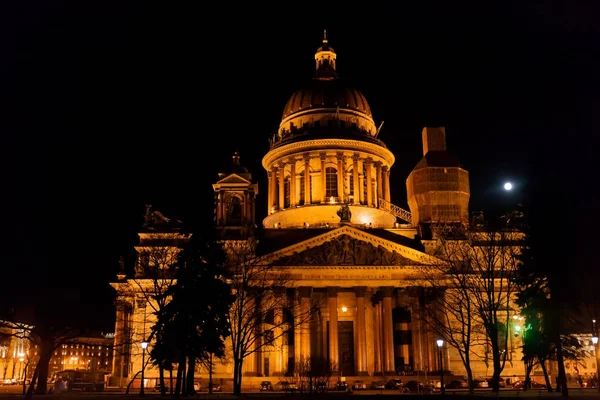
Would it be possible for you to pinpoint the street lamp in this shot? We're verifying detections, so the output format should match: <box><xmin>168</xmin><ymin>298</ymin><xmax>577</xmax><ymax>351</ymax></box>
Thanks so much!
<box><xmin>140</xmin><ymin>341</ymin><xmax>148</xmax><ymax>396</ymax></box>
<box><xmin>18</xmin><ymin>353</ymin><xmax>25</xmax><ymax>395</ymax></box>
<box><xmin>436</xmin><ymin>339</ymin><xmax>445</xmax><ymax>394</ymax></box>
<box><xmin>592</xmin><ymin>319</ymin><xmax>599</xmax><ymax>392</ymax></box>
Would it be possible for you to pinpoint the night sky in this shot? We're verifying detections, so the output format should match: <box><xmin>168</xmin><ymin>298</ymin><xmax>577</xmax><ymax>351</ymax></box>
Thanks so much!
<box><xmin>2</xmin><ymin>2</ymin><xmax>599</xmax><ymax>330</ymax></box>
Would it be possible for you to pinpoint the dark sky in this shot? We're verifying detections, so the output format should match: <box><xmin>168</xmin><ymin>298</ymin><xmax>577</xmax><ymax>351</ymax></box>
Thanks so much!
<box><xmin>2</xmin><ymin>2</ymin><xmax>599</xmax><ymax>329</ymax></box>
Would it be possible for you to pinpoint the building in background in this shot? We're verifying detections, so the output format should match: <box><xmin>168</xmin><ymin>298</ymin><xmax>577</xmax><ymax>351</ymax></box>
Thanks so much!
<box><xmin>109</xmin><ymin>34</ymin><xmax>590</xmax><ymax>389</ymax></box>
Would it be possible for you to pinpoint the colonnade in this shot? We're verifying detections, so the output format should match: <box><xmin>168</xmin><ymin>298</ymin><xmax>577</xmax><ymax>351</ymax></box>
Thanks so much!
<box><xmin>267</xmin><ymin>152</ymin><xmax>392</xmax><ymax>212</ymax></box>
<box><xmin>242</xmin><ymin>285</ymin><xmax>439</xmax><ymax>378</ymax></box>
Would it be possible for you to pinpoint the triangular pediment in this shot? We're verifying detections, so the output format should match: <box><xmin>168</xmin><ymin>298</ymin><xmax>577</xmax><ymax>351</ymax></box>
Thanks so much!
<box><xmin>268</xmin><ymin>225</ymin><xmax>438</xmax><ymax>266</ymax></box>
<box><xmin>215</xmin><ymin>173</ymin><xmax>251</xmax><ymax>185</ymax></box>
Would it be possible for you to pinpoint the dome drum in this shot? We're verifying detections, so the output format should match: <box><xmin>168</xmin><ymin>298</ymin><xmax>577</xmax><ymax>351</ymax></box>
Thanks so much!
<box><xmin>263</xmin><ymin>204</ymin><xmax>396</xmax><ymax>230</ymax></box>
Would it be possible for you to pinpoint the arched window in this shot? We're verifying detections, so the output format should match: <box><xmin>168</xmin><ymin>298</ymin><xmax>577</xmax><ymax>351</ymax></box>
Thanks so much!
<box><xmin>299</xmin><ymin>171</ymin><xmax>312</xmax><ymax>205</ymax></box>
<box><xmin>325</xmin><ymin>167</ymin><xmax>338</xmax><ymax>199</ymax></box>
<box><xmin>349</xmin><ymin>170</ymin><xmax>354</xmax><ymax>197</ymax></box>
<box><xmin>227</xmin><ymin>196</ymin><xmax>242</xmax><ymax>225</ymax></box>
<box><xmin>284</xmin><ymin>177</ymin><xmax>291</xmax><ymax>208</ymax></box>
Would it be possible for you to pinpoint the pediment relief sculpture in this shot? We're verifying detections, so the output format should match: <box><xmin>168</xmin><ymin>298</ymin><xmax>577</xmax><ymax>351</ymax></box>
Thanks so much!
<box><xmin>273</xmin><ymin>234</ymin><xmax>415</xmax><ymax>266</ymax></box>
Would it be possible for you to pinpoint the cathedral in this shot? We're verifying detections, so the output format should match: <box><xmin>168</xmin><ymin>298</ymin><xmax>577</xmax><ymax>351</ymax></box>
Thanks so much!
<box><xmin>110</xmin><ymin>35</ymin><xmax>533</xmax><ymax>389</ymax></box>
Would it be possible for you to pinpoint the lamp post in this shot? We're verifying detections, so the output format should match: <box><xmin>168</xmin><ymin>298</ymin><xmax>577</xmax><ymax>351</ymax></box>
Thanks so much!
<box><xmin>18</xmin><ymin>353</ymin><xmax>25</xmax><ymax>395</ymax></box>
<box><xmin>436</xmin><ymin>339</ymin><xmax>445</xmax><ymax>394</ymax></box>
<box><xmin>592</xmin><ymin>319</ymin><xmax>599</xmax><ymax>392</ymax></box>
<box><xmin>140</xmin><ymin>341</ymin><xmax>148</xmax><ymax>396</ymax></box>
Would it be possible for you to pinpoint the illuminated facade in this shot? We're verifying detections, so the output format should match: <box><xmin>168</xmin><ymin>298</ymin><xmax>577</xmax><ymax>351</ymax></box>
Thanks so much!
<box><xmin>0</xmin><ymin>325</ymin><xmax>112</xmax><ymax>383</ymax></box>
<box><xmin>110</xmin><ymin>35</ymin><xmax>567</xmax><ymax>388</ymax></box>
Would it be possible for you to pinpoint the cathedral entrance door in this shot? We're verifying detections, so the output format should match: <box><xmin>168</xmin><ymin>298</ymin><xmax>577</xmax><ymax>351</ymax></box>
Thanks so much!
<box><xmin>338</xmin><ymin>321</ymin><xmax>355</xmax><ymax>376</ymax></box>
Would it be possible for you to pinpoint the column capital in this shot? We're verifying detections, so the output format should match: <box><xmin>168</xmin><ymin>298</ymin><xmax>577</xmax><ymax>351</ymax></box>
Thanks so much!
<box><xmin>352</xmin><ymin>153</ymin><xmax>361</xmax><ymax>162</ymax></box>
<box><xmin>288</xmin><ymin>156</ymin><xmax>297</xmax><ymax>164</ymax></box>
<box><xmin>298</xmin><ymin>286</ymin><xmax>313</xmax><ymax>298</ymax></box>
<box><xmin>364</xmin><ymin>157</ymin><xmax>373</xmax><ymax>165</ymax></box>
<box><xmin>303</xmin><ymin>153</ymin><xmax>311</xmax><ymax>162</ymax></box>
<box><xmin>271</xmin><ymin>166</ymin><xmax>279</xmax><ymax>173</ymax></box>
<box><xmin>278</xmin><ymin>163</ymin><xmax>286</xmax><ymax>170</ymax></box>
<box><xmin>319</xmin><ymin>152</ymin><xmax>327</xmax><ymax>162</ymax></box>
<box><xmin>115</xmin><ymin>298</ymin><xmax>132</xmax><ymax>312</ymax></box>
<box><xmin>354</xmin><ymin>286</ymin><xmax>368</xmax><ymax>297</ymax></box>
<box><xmin>273</xmin><ymin>286</ymin><xmax>286</xmax><ymax>296</ymax></box>
<box><xmin>336</xmin><ymin>151</ymin><xmax>344</xmax><ymax>161</ymax></box>
<box><xmin>380</xmin><ymin>286</ymin><xmax>395</xmax><ymax>297</ymax></box>
<box><xmin>327</xmin><ymin>286</ymin><xmax>340</xmax><ymax>297</ymax></box>
<box><xmin>382</xmin><ymin>165</ymin><xmax>389</xmax><ymax>172</ymax></box>
<box><xmin>374</xmin><ymin>160</ymin><xmax>383</xmax><ymax>167</ymax></box>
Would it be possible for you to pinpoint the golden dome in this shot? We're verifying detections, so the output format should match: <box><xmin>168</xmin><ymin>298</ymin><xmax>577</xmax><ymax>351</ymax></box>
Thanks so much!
<box><xmin>281</xmin><ymin>80</ymin><xmax>372</xmax><ymax>119</ymax></box>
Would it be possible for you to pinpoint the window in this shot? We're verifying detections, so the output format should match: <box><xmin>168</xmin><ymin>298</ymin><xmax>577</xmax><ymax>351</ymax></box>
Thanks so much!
<box><xmin>284</xmin><ymin>177</ymin><xmax>290</xmax><ymax>208</ymax></box>
<box><xmin>325</xmin><ymin>167</ymin><xmax>338</xmax><ymax>198</ymax></box>
<box><xmin>349</xmin><ymin>170</ymin><xmax>354</xmax><ymax>197</ymax></box>
<box><xmin>227</xmin><ymin>196</ymin><xmax>242</xmax><ymax>225</ymax></box>
<box><xmin>299</xmin><ymin>171</ymin><xmax>312</xmax><ymax>205</ymax></box>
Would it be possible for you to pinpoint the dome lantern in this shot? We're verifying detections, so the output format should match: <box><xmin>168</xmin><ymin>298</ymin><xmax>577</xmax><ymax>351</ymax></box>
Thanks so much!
<box><xmin>314</xmin><ymin>29</ymin><xmax>337</xmax><ymax>80</ymax></box>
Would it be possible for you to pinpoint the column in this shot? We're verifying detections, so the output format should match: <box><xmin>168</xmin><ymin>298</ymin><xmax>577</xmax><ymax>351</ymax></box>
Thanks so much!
<box><xmin>273</xmin><ymin>288</ymin><xmax>285</xmax><ymax>375</ymax></box>
<box><xmin>381</xmin><ymin>286</ymin><xmax>396</xmax><ymax>375</ymax></box>
<box><xmin>289</xmin><ymin>157</ymin><xmax>297</xmax><ymax>207</ymax></box>
<box><xmin>298</xmin><ymin>287</ymin><xmax>312</xmax><ymax>362</ymax></box>
<box><xmin>354</xmin><ymin>286</ymin><xmax>368</xmax><ymax>375</ymax></box>
<box><xmin>336</xmin><ymin>152</ymin><xmax>344</xmax><ymax>201</ymax></box>
<box><xmin>303</xmin><ymin>154</ymin><xmax>311</xmax><ymax>205</ymax></box>
<box><xmin>373</xmin><ymin>292</ymin><xmax>382</xmax><ymax>375</ymax></box>
<box><xmin>352</xmin><ymin>154</ymin><xmax>360</xmax><ymax>205</ymax></box>
<box><xmin>383</xmin><ymin>166</ymin><xmax>391</xmax><ymax>202</ymax></box>
<box><xmin>327</xmin><ymin>287</ymin><xmax>339</xmax><ymax>369</ymax></box>
<box><xmin>375</xmin><ymin>161</ymin><xmax>383</xmax><ymax>207</ymax></box>
<box><xmin>399</xmin><ymin>319</ymin><xmax>411</xmax><ymax>369</ymax></box>
<box><xmin>320</xmin><ymin>153</ymin><xmax>327</xmax><ymax>203</ymax></box>
<box><xmin>294</xmin><ymin>290</ymin><xmax>302</xmax><ymax>365</ymax></box>
<box><xmin>255</xmin><ymin>297</ymin><xmax>264</xmax><ymax>376</ymax></box>
<box><xmin>270</xmin><ymin>167</ymin><xmax>278</xmax><ymax>211</ymax></box>
<box><xmin>244</xmin><ymin>298</ymin><xmax>258</xmax><ymax>376</ymax></box>
<box><xmin>242</xmin><ymin>190</ymin><xmax>248</xmax><ymax>225</ymax></box>
<box><xmin>112</xmin><ymin>301</ymin><xmax>128</xmax><ymax>384</ymax></box>
<box><xmin>278</xmin><ymin>164</ymin><xmax>285</xmax><ymax>210</ymax></box>
<box><xmin>364</xmin><ymin>158</ymin><xmax>373</xmax><ymax>207</ymax></box>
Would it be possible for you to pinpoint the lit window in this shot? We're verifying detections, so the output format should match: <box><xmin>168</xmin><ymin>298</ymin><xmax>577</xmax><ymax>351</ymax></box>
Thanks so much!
<box><xmin>325</xmin><ymin>167</ymin><xmax>338</xmax><ymax>198</ymax></box>
<box><xmin>284</xmin><ymin>176</ymin><xmax>290</xmax><ymax>208</ymax></box>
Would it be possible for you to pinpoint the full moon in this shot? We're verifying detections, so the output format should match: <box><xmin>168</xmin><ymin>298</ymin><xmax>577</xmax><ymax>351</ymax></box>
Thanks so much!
<box><xmin>504</xmin><ymin>182</ymin><xmax>513</xmax><ymax>191</ymax></box>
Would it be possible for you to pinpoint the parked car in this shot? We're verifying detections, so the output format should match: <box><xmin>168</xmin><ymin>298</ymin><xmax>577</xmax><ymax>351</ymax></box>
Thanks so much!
<box><xmin>445</xmin><ymin>379</ymin><xmax>468</xmax><ymax>389</ymax></box>
<box><xmin>314</xmin><ymin>381</ymin><xmax>328</xmax><ymax>392</ymax></box>
<box><xmin>472</xmin><ymin>379</ymin><xmax>489</xmax><ymax>388</ymax></box>
<box><xmin>207</xmin><ymin>382</ymin><xmax>221</xmax><ymax>392</ymax></box>
<box><xmin>404</xmin><ymin>380</ymin><xmax>432</xmax><ymax>394</ymax></box>
<box><xmin>513</xmin><ymin>379</ymin><xmax>547</xmax><ymax>389</ymax></box>
<box><xmin>352</xmin><ymin>380</ymin><xmax>368</xmax><ymax>390</ymax></box>
<box><xmin>370</xmin><ymin>380</ymin><xmax>386</xmax><ymax>390</ymax></box>
<box><xmin>485</xmin><ymin>377</ymin><xmax>506</xmax><ymax>388</ymax></box>
<box><xmin>278</xmin><ymin>381</ymin><xmax>298</xmax><ymax>392</ymax></box>
<box><xmin>259</xmin><ymin>381</ymin><xmax>273</xmax><ymax>391</ymax></box>
<box><xmin>385</xmin><ymin>378</ymin><xmax>404</xmax><ymax>390</ymax></box>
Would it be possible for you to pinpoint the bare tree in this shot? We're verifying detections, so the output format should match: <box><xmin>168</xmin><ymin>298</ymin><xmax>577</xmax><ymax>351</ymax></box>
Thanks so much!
<box><xmin>130</xmin><ymin>232</ymin><xmax>188</xmax><ymax>394</ymax></box>
<box><xmin>0</xmin><ymin>318</ymin><xmax>84</xmax><ymax>399</ymax></box>
<box><xmin>292</xmin><ymin>356</ymin><xmax>337</xmax><ymax>394</ymax></box>
<box><xmin>223</xmin><ymin>237</ymin><xmax>318</xmax><ymax>395</ymax></box>
<box><xmin>414</xmin><ymin>271</ymin><xmax>486</xmax><ymax>392</ymax></box>
<box><xmin>428</xmin><ymin>220</ymin><xmax>522</xmax><ymax>392</ymax></box>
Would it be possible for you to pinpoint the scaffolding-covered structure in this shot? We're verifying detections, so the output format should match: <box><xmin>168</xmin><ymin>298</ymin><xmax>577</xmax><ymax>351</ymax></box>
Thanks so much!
<box><xmin>406</xmin><ymin>127</ymin><xmax>470</xmax><ymax>226</ymax></box>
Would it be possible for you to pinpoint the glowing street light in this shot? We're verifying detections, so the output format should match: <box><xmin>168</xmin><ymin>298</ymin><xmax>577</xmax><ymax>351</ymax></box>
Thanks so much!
<box><xmin>140</xmin><ymin>341</ymin><xmax>148</xmax><ymax>396</ymax></box>
<box><xmin>504</xmin><ymin>182</ymin><xmax>513</xmax><ymax>191</ymax></box>
<box><xmin>592</xmin><ymin>319</ymin><xmax>599</xmax><ymax>392</ymax></box>
<box><xmin>436</xmin><ymin>339</ymin><xmax>445</xmax><ymax>394</ymax></box>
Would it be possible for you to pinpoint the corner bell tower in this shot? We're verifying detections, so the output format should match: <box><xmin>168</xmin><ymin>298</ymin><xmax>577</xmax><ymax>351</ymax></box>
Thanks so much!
<box><xmin>406</xmin><ymin>127</ymin><xmax>470</xmax><ymax>227</ymax></box>
<box><xmin>213</xmin><ymin>152</ymin><xmax>258</xmax><ymax>234</ymax></box>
